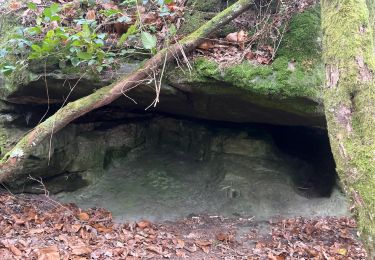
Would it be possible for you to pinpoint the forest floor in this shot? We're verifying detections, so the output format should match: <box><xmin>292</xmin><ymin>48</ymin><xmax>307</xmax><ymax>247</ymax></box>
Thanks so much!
<box><xmin>0</xmin><ymin>190</ymin><xmax>368</xmax><ymax>259</ymax></box>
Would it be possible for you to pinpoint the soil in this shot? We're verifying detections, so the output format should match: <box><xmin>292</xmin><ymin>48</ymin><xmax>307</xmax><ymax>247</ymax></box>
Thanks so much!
<box><xmin>0</xmin><ymin>190</ymin><xmax>367</xmax><ymax>259</ymax></box>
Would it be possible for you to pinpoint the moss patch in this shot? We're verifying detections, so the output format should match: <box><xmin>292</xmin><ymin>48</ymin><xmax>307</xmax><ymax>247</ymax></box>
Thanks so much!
<box><xmin>178</xmin><ymin>11</ymin><xmax>214</xmax><ymax>35</ymax></box>
<box><xmin>190</xmin><ymin>57</ymin><xmax>323</xmax><ymax>100</ymax></box>
<box><xmin>186</xmin><ymin>0</ymin><xmax>223</xmax><ymax>12</ymax></box>
<box><xmin>277</xmin><ymin>6</ymin><xmax>321</xmax><ymax>62</ymax></box>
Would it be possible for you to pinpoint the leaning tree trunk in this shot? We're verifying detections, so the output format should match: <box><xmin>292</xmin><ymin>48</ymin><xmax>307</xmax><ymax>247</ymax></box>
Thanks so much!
<box><xmin>322</xmin><ymin>0</ymin><xmax>375</xmax><ymax>257</ymax></box>
<box><xmin>0</xmin><ymin>0</ymin><xmax>252</xmax><ymax>183</ymax></box>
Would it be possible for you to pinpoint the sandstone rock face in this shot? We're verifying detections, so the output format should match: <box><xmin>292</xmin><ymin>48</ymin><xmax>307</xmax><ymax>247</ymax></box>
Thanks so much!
<box><xmin>0</xmin><ymin>3</ymin><xmax>327</xmax><ymax>195</ymax></box>
<box><xmin>50</xmin><ymin>117</ymin><xmax>346</xmax><ymax>221</ymax></box>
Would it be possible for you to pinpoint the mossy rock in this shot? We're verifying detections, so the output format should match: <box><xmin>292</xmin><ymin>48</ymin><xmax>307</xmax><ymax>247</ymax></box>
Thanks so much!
<box><xmin>277</xmin><ymin>7</ymin><xmax>322</xmax><ymax>62</ymax></box>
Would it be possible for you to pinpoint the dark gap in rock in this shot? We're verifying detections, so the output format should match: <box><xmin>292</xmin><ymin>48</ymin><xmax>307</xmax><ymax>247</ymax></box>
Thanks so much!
<box><xmin>48</xmin><ymin>111</ymin><xmax>345</xmax><ymax>222</ymax></box>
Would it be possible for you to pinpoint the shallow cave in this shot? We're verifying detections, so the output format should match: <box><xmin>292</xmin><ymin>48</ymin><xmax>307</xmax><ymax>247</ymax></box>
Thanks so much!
<box><xmin>31</xmin><ymin>109</ymin><xmax>347</xmax><ymax>223</ymax></box>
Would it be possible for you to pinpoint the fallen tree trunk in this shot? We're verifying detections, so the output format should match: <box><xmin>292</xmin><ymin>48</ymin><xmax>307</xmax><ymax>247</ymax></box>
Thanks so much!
<box><xmin>322</xmin><ymin>0</ymin><xmax>375</xmax><ymax>257</ymax></box>
<box><xmin>0</xmin><ymin>0</ymin><xmax>252</xmax><ymax>183</ymax></box>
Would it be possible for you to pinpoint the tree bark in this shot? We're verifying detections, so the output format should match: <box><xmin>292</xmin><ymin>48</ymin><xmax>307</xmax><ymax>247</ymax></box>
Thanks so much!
<box><xmin>322</xmin><ymin>0</ymin><xmax>375</xmax><ymax>257</ymax></box>
<box><xmin>0</xmin><ymin>0</ymin><xmax>252</xmax><ymax>183</ymax></box>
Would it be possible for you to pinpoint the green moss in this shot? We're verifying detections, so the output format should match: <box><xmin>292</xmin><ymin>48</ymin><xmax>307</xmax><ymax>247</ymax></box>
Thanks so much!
<box><xmin>179</xmin><ymin>0</ymin><xmax>237</xmax><ymax>35</ymax></box>
<box><xmin>189</xmin><ymin>57</ymin><xmax>323</xmax><ymax>99</ymax></box>
<box><xmin>186</xmin><ymin>0</ymin><xmax>223</xmax><ymax>12</ymax></box>
<box><xmin>278</xmin><ymin>7</ymin><xmax>321</xmax><ymax>62</ymax></box>
<box><xmin>178</xmin><ymin>11</ymin><xmax>214</xmax><ymax>35</ymax></box>
<box><xmin>321</xmin><ymin>0</ymin><xmax>375</xmax><ymax>255</ymax></box>
<box><xmin>0</xmin><ymin>126</ymin><xmax>8</xmax><ymax>156</ymax></box>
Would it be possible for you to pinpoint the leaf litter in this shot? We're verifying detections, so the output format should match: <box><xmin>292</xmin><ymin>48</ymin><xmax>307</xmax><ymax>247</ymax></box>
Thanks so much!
<box><xmin>0</xmin><ymin>190</ymin><xmax>367</xmax><ymax>259</ymax></box>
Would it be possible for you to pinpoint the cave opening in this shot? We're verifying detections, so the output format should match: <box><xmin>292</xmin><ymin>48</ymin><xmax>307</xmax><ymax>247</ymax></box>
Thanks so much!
<box><xmin>50</xmin><ymin>112</ymin><xmax>346</xmax><ymax>222</ymax></box>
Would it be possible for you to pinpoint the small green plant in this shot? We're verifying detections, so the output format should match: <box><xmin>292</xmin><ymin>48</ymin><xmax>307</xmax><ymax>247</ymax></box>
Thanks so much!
<box><xmin>0</xmin><ymin>0</ymin><xmax>180</xmax><ymax>78</ymax></box>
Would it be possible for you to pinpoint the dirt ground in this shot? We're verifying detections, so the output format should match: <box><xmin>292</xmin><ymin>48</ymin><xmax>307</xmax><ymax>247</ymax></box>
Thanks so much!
<box><xmin>0</xmin><ymin>190</ymin><xmax>368</xmax><ymax>259</ymax></box>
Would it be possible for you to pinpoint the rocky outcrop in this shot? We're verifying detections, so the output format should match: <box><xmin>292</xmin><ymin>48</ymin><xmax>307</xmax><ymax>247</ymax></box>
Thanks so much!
<box><xmin>0</xmin><ymin>5</ymin><xmax>324</xmax><ymax>128</ymax></box>
<box><xmin>0</xmin><ymin>3</ymin><xmax>328</xmax><ymax>191</ymax></box>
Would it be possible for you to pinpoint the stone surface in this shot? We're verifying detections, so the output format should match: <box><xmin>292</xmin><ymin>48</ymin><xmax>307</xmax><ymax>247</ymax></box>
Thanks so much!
<box><xmin>54</xmin><ymin>117</ymin><xmax>347</xmax><ymax>222</ymax></box>
<box><xmin>0</xmin><ymin>5</ymin><xmax>325</xmax><ymax>128</ymax></box>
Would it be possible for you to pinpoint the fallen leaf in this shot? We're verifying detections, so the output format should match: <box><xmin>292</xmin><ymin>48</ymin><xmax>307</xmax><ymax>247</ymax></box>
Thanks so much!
<box><xmin>71</xmin><ymin>224</ymin><xmax>82</xmax><ymax>233</ymax></box>
<box><xmin>176</xmin><ymin>250</ymin><xmax>186</xmax><ymax>257</ymax></box>
<box><xmin>185</xmin><ymin>244</ymin><xmax>197</xmax><ymax>253</ymax></box>
<box><xmin>9</xmin><ymin>245</ymin><xmax>22</xmax><ymax>256</ymax></box>
<box><xmin>216</xmin><ymin>232</ymin><xmax>227</xmax><ymax>242</ymax></box>
<box><xmin>146</xmin><ymin>245</ymin><xmax>163</xmax><ymax>255</ymax></box>
<box><xmin>54</xmin><ymin>224</ymin><xmax>63</xmax><ymax>230</ymax></box>
<box><xmin>37</xmin><ymin>246</ymin><xmax>60</xmax><ymax>260</ymax></box>
<box><xmin>176</xmin><ymin>239</ymin><xmax>185</xmax><ymax>249</ymax></box>
<box><xmin>245</xmin><ymin>51</ymin><xmax>255</xmax><ymax>60</ymax></box>
<box><xmin>195</xmin><ymin>240</ymin><xmax>212</xmax><ymax>247</ymax></box>
<box><xmin>78</xmin><ymin>212</ymin><xmax>90</xmax><ymax>221</ymax></box>
<box><xmin>337</xmin><ymin>248</ymin><xmax>347</xmax><ymax>256</ymax></box>
<box><xmin>137</xmin><ymin>220</ymin><xmax>151</xmax><ymax>229</ymax></box>
<box><xmin>71</xmin><ymin>245</ymin><xmax>92</xmax><ymax>256</ymax></box>
<box><xmin>86</xmin><ymin>10</ymin><xmax>96</xmax><ymax>21</ymax></box>
<box><xmin>197</xmin><ymin>40</ymin><xmax>215</xmax><ymax>50</ymax></box>
<box><xmin>226</xmin><ymin>32</ymin><xmax>239</xmax><ymax>43</ymax></box>
<box><xmin>101</xmin><ymin>3</ymin><xmax>118</xmax><ymax>10</ymax></box>
<box><xmin>268</xmin><ymin>253</ymin><xmax>285</xmax><ymax>260</ymax></box>
<box><xmin>29</xmin><ymin>228</ymin><xmax>44</xmax><ymax>235</ymax></box>
<box><xmin>9</xmin><ymin>1</ymin><xmax>22</xmax><ymax>10</ymax></box>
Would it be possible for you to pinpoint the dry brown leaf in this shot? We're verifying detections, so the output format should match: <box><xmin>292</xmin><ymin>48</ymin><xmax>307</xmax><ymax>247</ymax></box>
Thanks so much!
<box><xmin>94</xmin><ymin>223</ymin><xmax>112</xmax><ymax>233</ymax></box>
<box><xmin>54</xmin><ymin>223</ymin><xmax>63</xmax><ymax>230</ymax></box>
<box><xmin>86</xmin><ymin>10</ymin><xmax>96</xmax><ymax>21</ymax></box>
<box><xmin>176</xmin><ymin>249</ymin><xmax>186</xmax><ymax>257</ymax></box>
<box><xmin>176</xmin><ymin>239</ymin><xmax>185</xmax><ymax>249</ymax></box>
<box><xmin>195</xmin><ymin>240</ymin><xmax>212</xmax><ymax>247</ymax></box>
<box><xmin>201</xmin><ymin>245</ymin><xmax>210</xmax><ymax>254</ymax></box>
<box><xmin>216</xmin><ymin>232</ymin><xmax>227</xmax><ymax>242</ymax></box>
<box><xmin>29</xmin><ymin>228</ymin><xmax>44</xmax><ymax>235</ymax></box>
<box><xmin>136</xmin><ymin>220</ymin><xmax>151</xmax><ymax>229</ymax></box>
<box><xmin>226</xmin><ymin>32</ymin><xmax>238</xmax><ymax>43</ymax></box>
<box><xmin>146</xmin><ymin>245</ymin><xmax>163</xmax><ymax>255</ymax></box>
<box><xmin>37</xmin><ymin>246</ymin><xmax>60</xmax><ymax>260</ymax></box>
<box><xmin>71</xmin><ymin>224</ymin><xmax>82</xmax><ymax>233</ymax></box>
<box><xmin>185</xmin><ymin>244</ymin><xmax>197</xmax><ymax>253</ymax></box>
<box><xmin>9</xmin><ymin>1</ymin><xmax>22</xmax><ymax>10</ymax></box>
<box><xmin>71</xmin><ymin>245</ymin><xmax>92</xmax><ymax>256</ymax></box>
<box><xmin>237</xmin><ymin>30</ymin><xmax>247</xmax><ymax>43</ymax></box>
<box><xmin>78</xmin><ymin>212</ymin><xmax>90</xmax><ymax>221</ymax></box>
<box><xmin>197</xmin><ymin>40</ymin><xmax>215</xmax><ymax>50</ymax></box>
<box><xmin>101</xmin><ymin>3</ymin><xmax>118</xmax><ymax>10</ymax></box>
<box><xmin>9</xmin><ymin>245</ymin><xmax>22</xmax><ymax>256</ymax></box>
<box><xmin>268</xmin><ymin>253</ymin><xmax>285</xmax><ymax>260</ymax></box>
<box><xmin>141</xmin><ymin>12</ymin><xmax>158</xmax><ymax>24</ymax></box>
<box><xmin>244</xmin><ymin>51</ymin><xmax>255</xmax><ymax>60</ymax></box>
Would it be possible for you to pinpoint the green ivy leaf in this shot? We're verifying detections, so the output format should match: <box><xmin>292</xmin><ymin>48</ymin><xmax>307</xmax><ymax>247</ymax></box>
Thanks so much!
<box><xmin>141</xmin><ymin>31</ymin><xmax>157</xmax><ymax>50</ymax></box>
<box><xmin>31</xmin><ymin>44</ymin><xmax>42</xmax><ymax>52</ymax></box>
<box><xmin>77</xmin><ymin>52</ymin><xmax>93</xmax><ymax>60</ymax></box>
<box><xmin>71</xmin><ymin>57</ymin><xmax>80</xmax><ymax>67</ymax></box>
<box><xmin>46</xmin><ymin>30</ymin><xmax>55</xmax><ymax>38</ymax></box>
<box><xmin>27</xmin><ymin>2</ymin><xmax>37</xmax><ymax>10</ymax></box>
<box><xmin>168</xmin><ymin>24</ymin><xmax>176</xmax><ymax>37</ymax></box>
<box><xmin>118</xmin><ymin>24</ymin><xmax>138</xmax><ymax>46</ymax></box>
<box><xmin>0</xmin><ymin>65</ymin><xmax>16</xmax><ymax>76</ymax></box>
<box><xmin>82</xmin><ymin>24</ymin><xmax>91</xmax><ymax>39</ymax></box>
<box><xmin>50</xmin><ymin>3</ymin><xmax>60</xmax><ymax>14</ymax></box>
<box><xmin>26</xmin><ymin>26</ymin><xmax>42</xmax><ymax>35</ymax></box>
